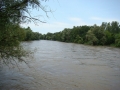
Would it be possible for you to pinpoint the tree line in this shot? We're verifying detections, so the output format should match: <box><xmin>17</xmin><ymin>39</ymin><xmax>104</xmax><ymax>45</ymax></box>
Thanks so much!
<box><xmin>41</xmin><ymin>21</ymin><xmax>120</xmax><ymax>47</ymax></box>
<box><xmin>20</xmin><ymin>26</ymin><xmax>42</xmax><ymax>41</ymax></box>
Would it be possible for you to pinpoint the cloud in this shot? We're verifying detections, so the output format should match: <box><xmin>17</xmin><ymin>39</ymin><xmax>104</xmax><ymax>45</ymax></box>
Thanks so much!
<box><xmin>69</xmin><ymin>17</ymin><xmax>82</xmax><ymax>22</ymax></box>
<box><xmin>69</xmin><ymin>17</ymin><xmax>87</xmax><ymax>26</ymax></box>
<box><xmin>91</xmin><ymin>17</ymin><xmax>119</xmax><ymax>22</ymax></box>
<box><xmin>21</xmin><ymin>17</ymin><xmax>89</xmax><ymax>34</ymax></box>
<box><xmin>21</xmin><ymin>21</ymin><xmax>73</xmax><ymax>34</ymax></box>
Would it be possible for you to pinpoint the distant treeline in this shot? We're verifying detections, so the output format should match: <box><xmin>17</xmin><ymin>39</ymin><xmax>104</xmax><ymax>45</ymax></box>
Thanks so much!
<box><xmin>41</xmin><ymin>21</ymin><xmax>120</xmax><ymax>47</ymax></box>
<box><xmin>11</xmin><ymin>25</ymin><xmax>43</xmax><ymax>41</ymax></box>
<box><xmin>22</xmin><ymin>27</ymin><xmax>42</xmax><ymax>41</ymax></box>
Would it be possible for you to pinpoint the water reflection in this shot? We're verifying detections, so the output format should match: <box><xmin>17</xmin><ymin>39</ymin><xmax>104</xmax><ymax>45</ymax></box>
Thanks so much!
<box><xmin>0</xmin><ymin>40</ymin><xmax>120</xmax><ymax>90</ymax></box>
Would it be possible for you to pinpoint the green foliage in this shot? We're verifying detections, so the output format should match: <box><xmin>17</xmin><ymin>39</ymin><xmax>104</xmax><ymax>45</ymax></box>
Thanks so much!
<box><xmin>45</xmin><ymin>32</ymin><xmax>53</xmax><ymax>40</ymax></box>
<box><xmin>115</xmin><ymin>33</ymin><xmax>120</xmax><ymax>47</ymax></box>
<box><xmin>74</xmin><ymin>35</ymin><xmax>83</xmax><ymax>44</ymax></box>
<box><xmin>42</xmin><ymin>21</ymin><xmax>120</xmax><ymax>47</ymax></box>
<box><xmin>53</xmin><ymin>32</ymin><xmax>62</xmax><ymax>41</ymax></box>
<box><xmin>21</xmin><ymin>26</ymin><xmax>42</xmax><ymax>41</ymax></box>
<box><xmin>24</xmin><ymin>27</ymin><xmax>33</xmax><ymax>41</ymax></box>
<box><xmin>86</xmin><ymin>30</ymin><xmax>98</xmax><ymax>45</ymax></box>
<box><xmin>90</xmin><ymin>24</ymin><xmax>106</xmax><ymax>45</ymax></box>
<box><xmin>32</xmin><ymin>32</ymin><xmax>42</xmax><ymax>40</ymax></box>
<box><xmin>0</xmin><ymin>24</ymin><xmax>25</xmax><ymax>47</ymax></box>
<box><xmin>0</xmin><ymin>0</ymin><xmax>49</xmax><ymax>61</ymax></box>
<box><xmin>0</xmin><ymin>24</ymin><xmax>29</xmax><ymax>62</ymax></box>
<box><xmin>61</xmin><ymin>28</ymin><xmax>71</xmax><ymax>42</ymax></box>
<box><xmin>0</xmin><ymin>45</ymin><xmax>29</xmax><ymax>63</ymax></box>
<box><xmin>104</xmin><ymin>30</ymin><xmax>115</xmax><ymax>45</ymax></box>
<box><xmin>110</xmin><ymin>21</ymin><xmax>120</xmax><ymax>33</ymax></box>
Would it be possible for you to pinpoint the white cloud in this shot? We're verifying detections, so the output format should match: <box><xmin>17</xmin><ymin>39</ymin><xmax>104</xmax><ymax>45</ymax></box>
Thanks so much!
<box><xmin>69</xmin><ymin>17</ymin><xmax>82</xmax><ymax>22</ymax></box>
<box><xmin>21</xmin><ymin>17</ymin><xmax>91</xmax><ymax>34</ymax></box>
<box><xmin>69</xmin><ymin>17</ymin><xmax>87</xmax><ymax>26</ymax></box>
<box><xmin>91</xmin><ymin>17</ymin><xmax>119</xmax><ymax>22</ymax></box>
<box><xmin>21</xmin><ymin>21</ymin><xmax>73</xmax><ymax>34</ymax></box>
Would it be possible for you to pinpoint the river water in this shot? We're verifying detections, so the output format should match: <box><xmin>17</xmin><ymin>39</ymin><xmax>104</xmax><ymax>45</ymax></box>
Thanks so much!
<box><xmin>0</xmin><ymin>40</ymin><xmax>120</xmax><ymax>90</ymax></box>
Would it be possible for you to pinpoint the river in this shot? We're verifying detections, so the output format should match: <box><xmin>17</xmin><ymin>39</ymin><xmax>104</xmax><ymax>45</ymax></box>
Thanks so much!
<box><xmin>0</xmin><ymin>40</ymin><xmax>120</xmax><ymax>90</ymax></box>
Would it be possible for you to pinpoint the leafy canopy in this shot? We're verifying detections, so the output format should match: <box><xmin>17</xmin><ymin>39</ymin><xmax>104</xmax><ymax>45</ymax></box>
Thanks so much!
<box><xmin>0</xmin><ymin>0</ymin><xmax>49</xmax><ymax>62</ymax></box>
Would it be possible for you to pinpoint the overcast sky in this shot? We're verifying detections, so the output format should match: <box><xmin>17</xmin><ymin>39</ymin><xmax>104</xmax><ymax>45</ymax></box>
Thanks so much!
<box><xmin>21</xmin><ymin>0</ymin><xmax>120</xmax><ymax>34</ymax></box>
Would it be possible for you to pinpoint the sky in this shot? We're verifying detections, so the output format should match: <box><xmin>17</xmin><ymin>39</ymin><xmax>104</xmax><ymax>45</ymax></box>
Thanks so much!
<box><xmin>21</xmin><ymin>0</ymin><xmax>120</xmax><ymax>34</ymax></box>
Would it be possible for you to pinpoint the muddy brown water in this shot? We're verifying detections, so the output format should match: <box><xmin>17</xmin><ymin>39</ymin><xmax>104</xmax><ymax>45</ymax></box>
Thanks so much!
<box><xmin>0</xmin><ymin>40</ymin><xmax>120</xmax><ymax>90</ymax></box>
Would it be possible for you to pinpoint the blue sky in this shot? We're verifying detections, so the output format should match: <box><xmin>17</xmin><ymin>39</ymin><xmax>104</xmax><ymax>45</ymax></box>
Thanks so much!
<box><xmin>21</xmin><ymin>0</ymin><xmax>120</xmax><ymax>34</ymax></box>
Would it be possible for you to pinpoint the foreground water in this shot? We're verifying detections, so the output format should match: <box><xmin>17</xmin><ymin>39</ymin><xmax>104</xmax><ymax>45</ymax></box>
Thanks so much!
<box><xmin>0</xmin><ymin>40</ymin><xmax>120</xmax><ymax>90</ymax></box>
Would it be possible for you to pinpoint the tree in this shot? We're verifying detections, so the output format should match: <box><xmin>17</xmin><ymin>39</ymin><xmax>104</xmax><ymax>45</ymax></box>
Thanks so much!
<box><xmin>86</xmin><ymin>24</ymin><xmax>106</xmax><ymax>45</ymax></box>
<box><xmin>53</xmin><ymin>32</ymin><xmax>62</xmax><ymax>41</ymax></box>
<box><xmin>86</xmin><ymin>30</ymin><xmax>98</xmax><ymax>45</ymax></box>
<box><xmin>61</xmin><ymin>28</ymin><xmax>71</xmax><ymax>42</ymax></box>
<box><xmin>111</xmin><ymin>21</ymin><xmax>120</xmax><ymax>33</ymax></box>
<box><xmin>79</xmin><ymin>26</ymin><xmax>90</xmax><ymax>41</ymax></box>
<box><xmin>0</xmin><ymin>24</ymin><xmax>28</xmax><ymax>63</ymax></box>
<box><xmin>115</xmin><ymin>33</ymin><xmax>120</xmax><ymax>47</ymax></box>
<box><xmin>0</xmin><ymin>0</ymin><xmax>50</xmax><ymax>62</ymax></box>
<box><xmin>32</xmin><ymin>32</ymin><xmax>42</xmax><ymax>40</ymax></box>
<box><xmin>74</xmin><ymin>35</ymin><xmax>83</xmax><ymax>44</ymax></box>
<box><xmin>0</xmin><ymin>0</ymin><xmax>49</xmax><ymax>24</ymax></box>
<box><xmin>46</xmin><ymin>32</ymin><xmax>53</xmax><ymax>40</ymax></box>
<box><xmin>24</xmin><ymin>27</ymin><xmax>33</xmax><ymax>41</ymax></box>
<box><xmin>104</xmin><ymin>30</ymin><xmax>115</xmax><ymax>45</ymax></box>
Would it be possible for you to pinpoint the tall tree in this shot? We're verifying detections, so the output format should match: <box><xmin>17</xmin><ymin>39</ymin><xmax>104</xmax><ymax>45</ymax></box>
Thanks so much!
<box><xmin>0</xmin><ymin>0</ymin><xmax>50</xmax><ymax>62</ymax></box>
<box><xmin>111</xmin><ymin>21</ymin><xmax>120</xmax><ymax>33</ymax></box>
<box><xmin>86</xmin><ymin>30</ymin><xmax>98</xmax><ymax>45</ymax></box>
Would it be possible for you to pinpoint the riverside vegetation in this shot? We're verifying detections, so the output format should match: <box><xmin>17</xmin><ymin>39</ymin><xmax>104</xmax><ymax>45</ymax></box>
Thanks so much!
<box><xmin>0</xmin><ymin>0</ymin><xmax>50</xmax><ymax>63</ymax></box>
<box><xmin>41</xmin><ymin>21</ymin><xmax>120</xmax><ymax>47</ymax></box>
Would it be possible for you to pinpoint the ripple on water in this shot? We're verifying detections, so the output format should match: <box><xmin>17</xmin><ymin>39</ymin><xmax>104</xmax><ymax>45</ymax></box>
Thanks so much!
<box><xmin>0</xmin><ymin>40</ymin><xmax>120</xmax><ymax>90</ymax></box>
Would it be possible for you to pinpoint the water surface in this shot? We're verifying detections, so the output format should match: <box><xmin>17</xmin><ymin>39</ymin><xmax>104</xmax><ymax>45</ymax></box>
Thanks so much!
<box><xmin>0</xmin><ymin>40</ymin><xmax>120</xmax><ymax>90</ymax></box>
